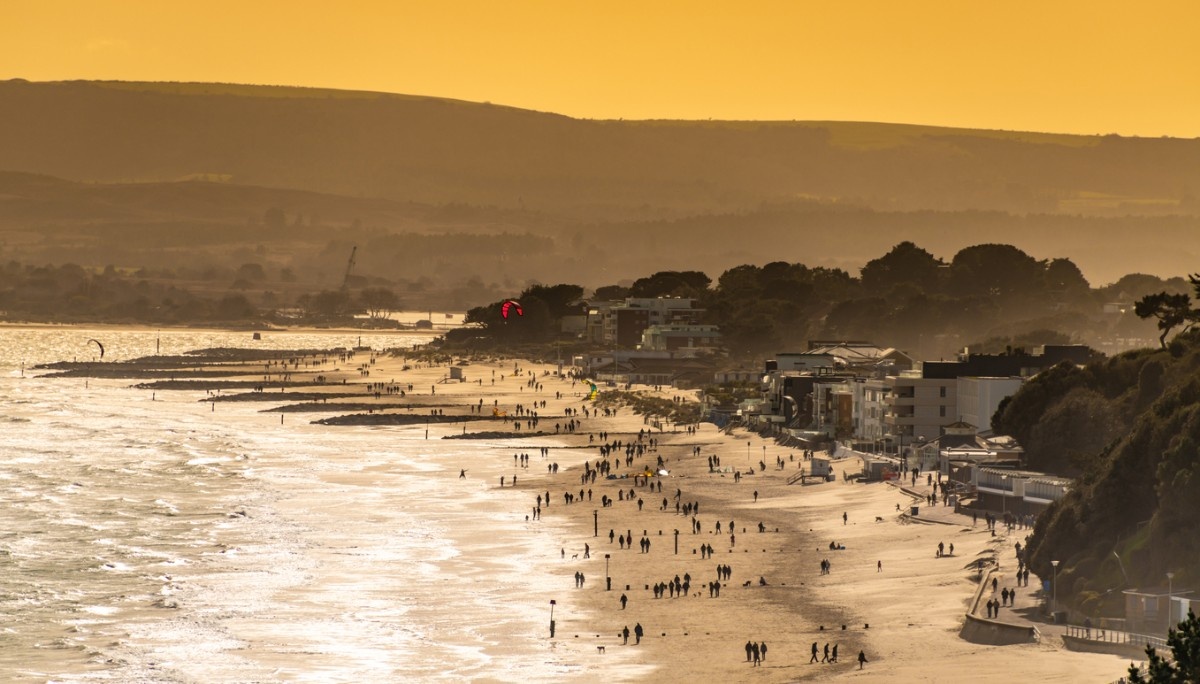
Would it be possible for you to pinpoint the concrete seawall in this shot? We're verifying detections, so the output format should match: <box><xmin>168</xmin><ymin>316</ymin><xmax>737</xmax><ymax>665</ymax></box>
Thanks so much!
<box><xmin>959</xmin><ymin>612</ymin><xmax>1040</xmax><ymax>645</ymax></box>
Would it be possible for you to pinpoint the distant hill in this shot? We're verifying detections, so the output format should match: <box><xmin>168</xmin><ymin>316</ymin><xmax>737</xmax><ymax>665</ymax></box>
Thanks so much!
<box><xmin>2</xmin><ymin>79</ymin><xmax>1198</xmax><ymax>220</ymax></box>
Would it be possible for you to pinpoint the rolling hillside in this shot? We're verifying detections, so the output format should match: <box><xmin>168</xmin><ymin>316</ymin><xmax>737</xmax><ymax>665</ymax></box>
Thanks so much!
<box><xmin>2</xmin><ymin>79</ymin><xmax>1198</xmax><ymax>220</ymax></box>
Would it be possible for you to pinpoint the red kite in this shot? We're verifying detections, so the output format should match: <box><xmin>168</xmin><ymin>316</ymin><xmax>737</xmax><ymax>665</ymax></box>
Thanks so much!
<box><xmin>501</xmin><ymin>300</ymin><xmax>523</xmax><ymax>320</ymax></box>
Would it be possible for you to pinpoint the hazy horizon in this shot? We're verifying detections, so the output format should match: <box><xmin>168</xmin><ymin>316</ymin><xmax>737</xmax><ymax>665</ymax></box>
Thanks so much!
<box><xmin>5</xmin><ymin>2</ymin><xmax>1199</xmax><ymax>138</ymax></box>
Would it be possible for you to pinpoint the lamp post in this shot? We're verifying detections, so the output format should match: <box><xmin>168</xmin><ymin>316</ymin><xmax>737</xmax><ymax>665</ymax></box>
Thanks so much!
<box><xmin>593</xmin><ymin>509</ymin><xmax>598</xmax><ymax>537</ymax></box>
<box><xmin>605</xmin><ymin>554</ymin><xmax>611</xmax><ymax>591</ymax></box>
<box><xmin>1001</xmin><ymin>475</ymin><xmax>1009</xmax><ymax>524</ymax></box>
<box><xmin>1051</xmin><ymin>560</ymin><xmax>1060</xmax><ymax>618</ymax></box>
<box><xmin>1168</xmin><ymin>571</ymin><xmax>1175</xmax><ymax>624</ymax></box>
<box><xmin>674</xmin><ymin>529</ymin><xmax>679</xmax><ymax>555</ymax></box>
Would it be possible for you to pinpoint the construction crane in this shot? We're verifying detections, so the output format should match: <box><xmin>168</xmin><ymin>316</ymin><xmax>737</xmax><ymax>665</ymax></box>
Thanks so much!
<box><xmin>341</xmin><ymin>245</ymin><xmax>357</xmax><ymax>291</ymax></box>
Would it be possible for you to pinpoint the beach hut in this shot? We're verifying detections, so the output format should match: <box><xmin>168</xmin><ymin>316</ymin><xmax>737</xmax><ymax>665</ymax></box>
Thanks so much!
<box><xmin>811</xmin><ymin>456</ymin><xmax>832</xmax><ymax>479</ymax></box>
<box><xmin>1123</xmin><ymin>587</ymin><xmax>1194</xmax><ymax>633</ymax></box>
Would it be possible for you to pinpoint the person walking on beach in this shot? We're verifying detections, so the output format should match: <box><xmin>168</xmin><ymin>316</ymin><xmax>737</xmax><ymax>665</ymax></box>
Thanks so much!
<box><xmin>810</xmin><ymin>642</ymin><xmax>819</xmax><ymax>663</ymax></box>
<box><xmin>751</xmin><ymin>642</ymin><xmax>760</xmax><ymax>666</ymax></box>
<box><xmin>831</xmin><ymin>643</ymin><xmax>838</xmax><ymax>663</ymax></box>
<box><xmin>620</xmin><ymin>593</ymin><xmax>627</xmax><ymax>610</ymax></box>
<box><xmin>878</xmin><ymin>560</ymin><xmax>882</xmax><ymax>572</ymax></box>
<box><xmin>843</xmin><ymin>511</ymin><xmax>848</xmax><ymax>525</ymax></box>
<box><xmin>622</xmin><ymin>626</ymin><xmax>629</xmax><ymax>645</ymax></box>
<box><xmin>858</xmin><ymin>650</ymin><xmax>868</xmax><ymax>669</ymax></box>
<box><xmin>822</xmin><ymin>642</ymin><xmax>830</xmax><ymax>662</ymax></box>
<box><xmin>745</xmin><ymin>640</ymin><xmax>753</xmax><ymax>662</ymax></box>
<box><xmin>760</xmin><ymin>641</ymin><xmax>767</xmax><ymax>661</ymax></box>
<box><xmin>460</xmin><ymin>469</ymin><xmax>466</xmax><ymax>478</ymax></box>
<box><xmin>634</xmin><ymin>623</ymin><xmax>643</xmax><ymax>645</ymax></box>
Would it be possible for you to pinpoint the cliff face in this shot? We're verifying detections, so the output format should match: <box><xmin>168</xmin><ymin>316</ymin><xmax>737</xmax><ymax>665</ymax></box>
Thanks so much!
<box><xmin>1006</xmin><ymin>332</ymin><xmax>1200</xmax><ymax>615</ymax></box>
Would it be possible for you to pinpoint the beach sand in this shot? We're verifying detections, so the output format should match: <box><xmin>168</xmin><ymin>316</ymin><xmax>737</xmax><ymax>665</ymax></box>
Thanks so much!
<box><xmin>187</xmin><ymin>349</ymin><xmax>1134</xmax><ymax>682</ymax></box>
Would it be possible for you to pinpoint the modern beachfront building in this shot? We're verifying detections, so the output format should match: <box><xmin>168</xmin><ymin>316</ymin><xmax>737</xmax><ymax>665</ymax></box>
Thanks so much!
<box><xmin>586</xmin><ymin>297</ymin><xmax>705</xmax><ymax>347</ymax></box>
<box><xmin>638</xmin><ymin>323</ymin><xmax>721</xmax><ymax>355</ymax></box>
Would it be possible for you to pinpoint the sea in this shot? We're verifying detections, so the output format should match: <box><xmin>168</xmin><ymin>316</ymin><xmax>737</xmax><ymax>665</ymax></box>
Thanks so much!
<box><xmin>0</xmin><ymin>327</ymin><xmax>631</xmax><ymax>683</ymax></box>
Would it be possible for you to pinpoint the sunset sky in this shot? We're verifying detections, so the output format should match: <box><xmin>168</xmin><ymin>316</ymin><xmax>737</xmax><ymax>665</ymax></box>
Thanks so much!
<box><xmin>5</xmin><ymin>1</ymin><xmax>1199</xmax><ymax>137</ymax></box>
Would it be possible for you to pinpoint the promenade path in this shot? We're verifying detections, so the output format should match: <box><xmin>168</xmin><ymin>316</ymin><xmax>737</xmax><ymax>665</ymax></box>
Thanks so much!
<box><xmin>885</xmin><ymin>475</ymin><xmax>1067</xmax><ymax>642</ymax></box>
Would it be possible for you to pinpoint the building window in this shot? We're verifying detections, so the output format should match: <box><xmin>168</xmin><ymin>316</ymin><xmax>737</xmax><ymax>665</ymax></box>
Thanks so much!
<box><xmin>939</xmin><ymin>386</ymin><xmax>947</xmax><ymax>398</ymax></box>
<box><xmin>940</xmin><ymin>406</ymin><xmax>947</xmax><ymax>417</ymax></box>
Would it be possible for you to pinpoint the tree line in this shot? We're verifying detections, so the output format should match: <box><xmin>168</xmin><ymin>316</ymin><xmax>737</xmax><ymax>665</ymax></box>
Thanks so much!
<box><xmin>453</xmin><ymin>242</ymin><xmax>1181</xmax><ymax>360</ymax></box>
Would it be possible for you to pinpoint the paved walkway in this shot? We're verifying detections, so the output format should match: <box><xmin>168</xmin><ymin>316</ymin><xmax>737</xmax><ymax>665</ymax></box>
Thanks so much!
<box><xmin>887</xmin><ymin>477</ymin><xmax>1067</xmax><ymax>642</ymax></box>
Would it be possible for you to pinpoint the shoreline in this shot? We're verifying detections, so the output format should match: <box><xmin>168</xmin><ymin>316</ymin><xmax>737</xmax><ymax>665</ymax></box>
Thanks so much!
<box><xmin>38</xmin><ymin>345</ymin><xmax>1133</xmax><ymax>682</ymax></box>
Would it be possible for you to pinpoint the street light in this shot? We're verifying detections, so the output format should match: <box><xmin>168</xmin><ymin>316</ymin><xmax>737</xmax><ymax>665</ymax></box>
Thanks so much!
<box><xmin>1168</xmin><ymin>572</ymin><xmax>1175</xmax><ymax>624</ymax></box>
<box><xmin>1051</xmin><ymin>560</ymin><xmax>1060</xmax><ymax>618</ymax></box>
<box><xmin>1001</xmin><ymin>475</ymin><xmax>1009</xmax><ymax>524</ymax></box>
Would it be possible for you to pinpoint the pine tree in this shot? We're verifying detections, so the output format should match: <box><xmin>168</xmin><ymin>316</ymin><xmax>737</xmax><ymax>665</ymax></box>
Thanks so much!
<box><xmin>1127</xmin><ymin>609</ymin><xmax>1200</xmax><ymax>683</ymax></box>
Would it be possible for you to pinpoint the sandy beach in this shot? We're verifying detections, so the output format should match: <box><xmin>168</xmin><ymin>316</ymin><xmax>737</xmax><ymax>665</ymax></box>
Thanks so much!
<box><xmin>187</xmin><ymin>346</ymin><xmax>1130</xmax><ymax>683</ymax></box>
<box><xmin>31</xmin><ymin>341</ymin><xmax>1133</xmax><ymax>683</ymax></box>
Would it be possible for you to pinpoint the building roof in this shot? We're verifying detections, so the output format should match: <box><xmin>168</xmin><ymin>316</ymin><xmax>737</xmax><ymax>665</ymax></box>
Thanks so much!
<box><xmin>1123</xmin><ymin>588</ymin><xmax>1195</xmax><ymax>597</ymax></box>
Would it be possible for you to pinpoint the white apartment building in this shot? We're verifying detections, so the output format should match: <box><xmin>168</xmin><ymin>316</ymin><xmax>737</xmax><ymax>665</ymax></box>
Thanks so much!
<box><xmin>957</xmin><ymin>376</ymin><xmax>1024</xmax><ymax>433</ymax></box>
<box><xmin>883</xmin><ymin>372</ymin><xmax>957</xmax><ymax>446</ymax></box>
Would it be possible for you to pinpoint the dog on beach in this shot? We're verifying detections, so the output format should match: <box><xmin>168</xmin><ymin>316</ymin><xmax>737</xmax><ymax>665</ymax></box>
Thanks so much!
<box><xmin>597</xmin><ymin>646</ymin><xmax>605</xmax><ymax>654</ymax></box>
<box><xmin>875</xmin><ymin>516</ymin><xmax>884</xmax><ymax>522</ymax></box>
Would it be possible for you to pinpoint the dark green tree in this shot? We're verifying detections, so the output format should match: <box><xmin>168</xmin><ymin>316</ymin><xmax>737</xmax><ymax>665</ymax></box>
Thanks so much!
<box><xmin>948</xmin><ymin>243</ymin><xmax>1043</xmax><ymax>301</ymax></box>
<box><xmin>520</xmin><ymin>283</ymin><xmax>584</xmax><ymax>318</ymax></box>
<box><xmin>359</xmin><ymin>287</ymin><xmax>400</xmax><ymax>319</ymax></box>
<box><xmin>1044</xmin><ymin>258</ymin><xmax>1091</xmax><ymax>302</ymax></box>
<box><xmin>235</xmin><ymin>263</ymin><xmax>266</xmax><ymax>282</ymax></box>
<box><xmin>1134</xmin><ymin>292</ymin><xmax>1196</xmax><ymax>348</ymax></box>
<box><xmin>592</xmin><ymin>285</ymin><xmax>630</xmax><ymax>301</ymax></box>
<box><xmin>860</xmin><ymin>241</ymin><xmax>943</xmax><ymax>294</ymax></box>
<box><xmin>1126</xmin><ymin>609</ymin><xmax>1200</xmax><ymax>683</ymax></box>
<box><xmin>629</xmin><ymin>271</ymin><xmax>710</xmax><ymax>298</ymax></box>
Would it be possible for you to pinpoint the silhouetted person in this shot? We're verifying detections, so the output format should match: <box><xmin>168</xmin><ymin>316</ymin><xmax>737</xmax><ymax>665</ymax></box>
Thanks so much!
<box><xmin>858</xmin><ymin>650</ymin><xmax>868</xmax><ymax>669</ymax></box>
<box><xmin>810</xmin><ymin>642</ymin><xmax>819</xmax><ymax>663</ymax></box>
<box><xmin>622</xmin><ymin>625</ymin><xmax>629</xmax><ymax>645</ymax></box>
<box><xmin>746</xmin><ymin>640</ymin><xmax>753</xmax><ymax>662</ymax></box>
<box><xmin>634</xmin><ymin>623</ymin><xmax>643</xmax><ymax>644</ymax></box>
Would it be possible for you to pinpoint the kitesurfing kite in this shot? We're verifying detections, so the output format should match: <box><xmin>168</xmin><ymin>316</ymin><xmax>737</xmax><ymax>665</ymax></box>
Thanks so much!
<box><xmin>501</xmin><ymin>299</ymin><xmax>523</xmax><ymax>320</ymax></box>
<box><xmin>586</xmin><ymin>380</ymin><xmax>599</xmax><ymax>400</ymax></box>
<box><xmin>87</xmin><ymin>338</ymin><xmax>104</xmax><ymax>359</ymax></box>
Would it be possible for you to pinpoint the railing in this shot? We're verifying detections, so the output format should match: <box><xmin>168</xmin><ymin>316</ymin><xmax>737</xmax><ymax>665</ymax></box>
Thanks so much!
<box><xmin>1064</xmin><ymin>625</ymin><xmax>1169</xmax><ymax>652</ymax></box>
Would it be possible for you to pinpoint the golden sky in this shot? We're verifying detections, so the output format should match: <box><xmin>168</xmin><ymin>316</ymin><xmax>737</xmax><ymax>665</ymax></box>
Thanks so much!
<box><xmin>4</xmin><ymin>1</ymin><xmax>1199</xmax><ymax>137</ymax></box>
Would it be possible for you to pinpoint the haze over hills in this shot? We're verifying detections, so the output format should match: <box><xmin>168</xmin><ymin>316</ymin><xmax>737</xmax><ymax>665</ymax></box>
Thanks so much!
<box><xmin>1</xmin><ymin>79</ymin><xmax>1198</xmax><ymax>290</ymax></box>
